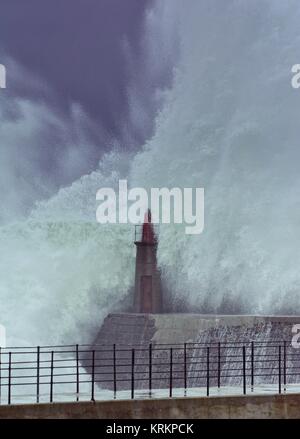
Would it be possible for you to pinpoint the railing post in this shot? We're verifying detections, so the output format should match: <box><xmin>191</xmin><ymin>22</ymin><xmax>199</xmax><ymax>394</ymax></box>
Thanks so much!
<box><xmin>149</xmin><ymin>344</ymin><xmax>152</xmax><ymax>397</ymax></box>
<box><xmin>37</xmin><ymin>346</ymin><xmax>40</xmax><ymax>403</ymax></box>
<box><xmin>131</xmin><ymin>349</ymin><xmax>135</xmax><ymax>400</ymax></box>
<box><xmin>184</xmin><ymin>343</ymin><xmax>187</xmax><ymax>394</ymax></box>
<box><xmin>3</xmin><ymin>340</ymin><xmax>295</xmax><ymax>405</ymax></box>
<box><xmin>50</xmin><ymin>351</ymin><xmax>54</xmax><ymax>403</ymax></box>
<box><xmin>8</xmin><ymin>352</ymin><xmax>11</xmax><ymax>405</ymax></box>
<box><xmin>91</xmin><ymin>350</ymin><xmax>95</xmax><ymax>401</ymax></box>
<box><xmin>278</xmin><ymin>345</ymin><xmax>282</xmax><ymax>394</ymax></box>
<box><xmin>169</xmin><ymin>348</ymin><xmax>173</xmax><ymax>398</ymax></box>
<box><xmin>218</xmin><ymin>342</ymin><xmax>221</xmax><ymax>389</ymax></box>
<box><xmin>251</xmin><ymin>341</ymin><xmax>254</xmax><ymax>391</ymax></box>
<box><xmin>76</xmin><ymin>344</ymin><xmax>79</xmax><ymax>401</ymax></box>
<box><xmin>113</xmin><ymin>344</ymin><xmax>117</xmax><ymax>398</ymax></box>
<box><xmin>206</xmin><ymin>347</ymin><xmax>210</xmax><ymax>396</ymax></box>
<box><xmin>243</xmin><ymin>346</ymin><xmax>246</xmax><ymax>395</ymax></box>
<box><xmin>283</xmin><ymin>341</ymin><xmax>287</xmax><ymax>392</ymax></box>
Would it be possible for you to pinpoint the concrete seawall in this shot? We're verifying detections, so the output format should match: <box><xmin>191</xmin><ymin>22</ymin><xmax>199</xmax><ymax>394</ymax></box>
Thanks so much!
<box><xmin>1</xmin><ymin>393</ymin><xmax>300</xmax><ymax>419</ymax></box>
<box><xmin>91</xmin><ymin>313</ymin><xmax>300</xmax><ymax>391</ymax></box>
<box><xmin>94</xmin><ymin>313</ymin><xmax>300</xmax><ymax>346</ymax></box>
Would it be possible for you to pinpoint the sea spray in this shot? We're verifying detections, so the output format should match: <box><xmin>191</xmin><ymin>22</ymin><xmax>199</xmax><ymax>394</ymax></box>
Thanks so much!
<box><xmin>1</xmin><ymin>1</ymin><xmax>300</xmax><ymax>346</ymax></box>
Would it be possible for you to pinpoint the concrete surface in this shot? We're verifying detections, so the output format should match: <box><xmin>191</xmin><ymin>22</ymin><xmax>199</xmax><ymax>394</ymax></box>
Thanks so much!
<box><xmin>94</xmin><ymin>313</ymin><xmax>300</xmax><ymax>345</ymax></box>
<box><xmin>91</xmin><ymin>313</ymin><xmax>300</xmax><ymax>391</ymax></box>
<box><xmin>1</xmin><ymin>393</ymin><xmax>300</xmax><ymax>419</ymax></box>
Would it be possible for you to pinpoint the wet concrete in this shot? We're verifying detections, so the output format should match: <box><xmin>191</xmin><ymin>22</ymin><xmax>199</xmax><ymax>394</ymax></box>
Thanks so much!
<box><xmin>94</xmin><ymin>313</ymin><xmax>300</xmax><ymax>346</ymax></box>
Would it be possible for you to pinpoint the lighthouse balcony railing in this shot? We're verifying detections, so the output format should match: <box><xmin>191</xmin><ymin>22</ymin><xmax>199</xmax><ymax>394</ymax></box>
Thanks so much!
<box><xmin>134</xmin><ymin>224</ymin><xmax>159</xmax><ymax>244</ymax></box>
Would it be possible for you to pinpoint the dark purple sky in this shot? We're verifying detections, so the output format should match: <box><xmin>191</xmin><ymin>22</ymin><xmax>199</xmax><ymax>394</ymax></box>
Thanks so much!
<box><xmin>0</xmin><ymin>0</ymin><xmax>174</xmax><ymax>220</ymax></box>
<box><xmin>1</xmin><ymin>0</ymin><xmax>150</xmax><ymax>141</ymax></box>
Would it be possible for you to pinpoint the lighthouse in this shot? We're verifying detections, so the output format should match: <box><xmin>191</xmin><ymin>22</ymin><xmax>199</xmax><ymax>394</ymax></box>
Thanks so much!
<box><xmin>133</xmin><ymin>210</ymin><xmax>163</xmax><ymax>313</ymax></box>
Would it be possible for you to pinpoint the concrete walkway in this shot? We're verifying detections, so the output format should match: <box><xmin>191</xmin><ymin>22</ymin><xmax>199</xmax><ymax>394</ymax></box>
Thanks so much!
<box><xmin>0</xmin><ymin>392</ymin><xmax>300</xmax><ymax>419</ymax></box>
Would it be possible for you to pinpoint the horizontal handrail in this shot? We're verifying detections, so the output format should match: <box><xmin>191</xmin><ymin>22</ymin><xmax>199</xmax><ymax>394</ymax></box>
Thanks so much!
<box><xmin>0</xmin><ymin>341</ymin><xmax>298</xmax><ymax>405</ymax></box>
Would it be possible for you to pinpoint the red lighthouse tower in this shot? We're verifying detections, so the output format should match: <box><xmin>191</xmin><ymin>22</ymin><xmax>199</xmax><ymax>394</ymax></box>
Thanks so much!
<box><xmin>133</xmin><ymin>210</ymin><xmax>163</xmax><ymax>313</ymax></box>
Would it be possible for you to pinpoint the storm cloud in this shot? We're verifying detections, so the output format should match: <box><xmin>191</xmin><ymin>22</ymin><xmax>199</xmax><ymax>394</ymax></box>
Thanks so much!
<box><xmin>0</xmin><ymin>0</ymin><xmax>176</xmax><ymax>222</ymax></box>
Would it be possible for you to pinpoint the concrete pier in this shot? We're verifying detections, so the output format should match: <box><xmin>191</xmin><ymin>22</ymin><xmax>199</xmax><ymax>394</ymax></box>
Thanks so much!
<box><xmin>94</xmin><ymin>313</ymin><xmax>300</xmax><ymax>346</ymax></box>
<box><xmin>1</xmin><ymin>393</ymin><xmax>300</xmax><ymax>419</ymax></box>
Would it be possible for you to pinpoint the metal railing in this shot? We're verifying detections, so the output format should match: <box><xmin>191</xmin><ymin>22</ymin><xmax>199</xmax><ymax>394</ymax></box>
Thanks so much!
<box><xmin>0</xmin><ymin>340</ymin><xmax>299</xmax><ymax>405</ymax></box>
<box><xmin>134</xmin><ymin>224</ymin><xmax>159</xmax><ymax>243</ymax></box>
